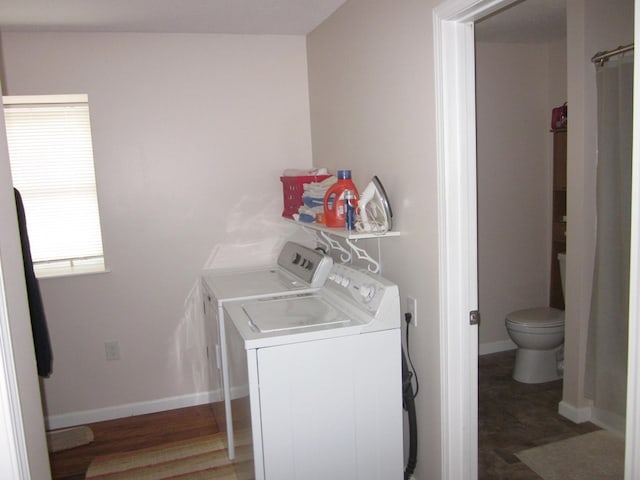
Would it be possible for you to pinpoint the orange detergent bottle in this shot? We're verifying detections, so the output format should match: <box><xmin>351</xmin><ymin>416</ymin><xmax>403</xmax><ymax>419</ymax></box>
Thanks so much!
<box><xmin>323</xmin><ymin>170</ymin><xmax>359</xmax><ymax>228</ymax></box>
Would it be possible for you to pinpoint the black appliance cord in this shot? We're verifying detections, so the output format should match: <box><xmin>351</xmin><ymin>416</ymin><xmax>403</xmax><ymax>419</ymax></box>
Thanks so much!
<box><xmin>403</xmin><ymin>312</ymin><xmax>418</xmax><ymax>479</ymax></box>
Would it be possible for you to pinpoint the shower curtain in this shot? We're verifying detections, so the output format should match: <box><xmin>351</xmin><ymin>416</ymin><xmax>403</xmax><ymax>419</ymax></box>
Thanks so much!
<box><xmin>585</xmin><ymin>53</ymin><xmax>633</xmax><ymax>422</ymax></box>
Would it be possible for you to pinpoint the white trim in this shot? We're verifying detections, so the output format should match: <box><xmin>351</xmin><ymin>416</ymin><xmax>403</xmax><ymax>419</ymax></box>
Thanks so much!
<box><xmin>479</xmin><ymin>340</ymin><xmax>517</xmax><ymax>356</ymax></box>
<box><xmin>591</xmin><ymin>407</ymin><xmax>626</xmax><ymax>437</ymax></box>
<box><xmin>557</xmin><ymin>402</ymin><xmax>626</xmax><ymax>437</ymax></box>
<box><xmin>558</xmin><ymin>400</ymin><xmax>592</xmax><ymax>424</ymax></box>
<box><xmin>0</xmin><ymin>269</ymin><xmax>29</xmax><ymax>478</ymax></box>
<box><xmin>34</xmin><ymin>259</ymin><xmax>107</xmax><ymax>279</ymax></box>
<box><xmin>625</xmin><ymin>1</ymin><xmax>640</xmax><ymax>476</ymax></box>
<box><xmin>0</xmin><ymin>83</ymin><xmax>33</xmax><ymax>479</ymax></box>
<box><xmin>45</xmin><ymin>390</ymin><xmax>223</xmax><ymax>430</ymax></box>
<box><xmin>2</xmin><ymin>93</ymin><xmax>88</xmax><ymax>105</ymax></box>
<box><xmin>434</xmin><ymin>1</ymin><xmax>492</xmax><ymax>478</ymax></box>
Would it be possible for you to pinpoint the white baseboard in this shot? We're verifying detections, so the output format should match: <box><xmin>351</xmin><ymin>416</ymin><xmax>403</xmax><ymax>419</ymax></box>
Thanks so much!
<box><xmin>590</xmin><ymin>406</ymin><xmax>626</xmax><ymax>436</ymax></box>
<box><xmin>558</xmin><ymin>400</ymin><xmax>625</xmax><ymax>436</ymax></box>
<box><xmin>558</xmin><ymin>400</ymin><xmax>592</xmax><ymax>424</ymax></box>
<box><xmin>479</xmin><ymin>339</ymin><xmax>516</xmax><ymax>356</ymax></box>
<box><xmin>45</xmin><ymin>390</ymin><xmax>223</xmax><ymax>430</ymax></box>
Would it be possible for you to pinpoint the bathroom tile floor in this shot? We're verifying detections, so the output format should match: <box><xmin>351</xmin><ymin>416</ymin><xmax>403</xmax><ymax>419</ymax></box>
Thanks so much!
<box><xmin>478</xmin><ymin>349</ymin><xmax>600</xmax><ymax>479</ymax></box>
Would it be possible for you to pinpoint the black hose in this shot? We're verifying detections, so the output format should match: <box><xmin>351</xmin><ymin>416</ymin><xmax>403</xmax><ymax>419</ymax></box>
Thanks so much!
<box><xmin>402</xmin><ymin>346</ymin><xmax>417</xmax><ymax>479</ymax></box>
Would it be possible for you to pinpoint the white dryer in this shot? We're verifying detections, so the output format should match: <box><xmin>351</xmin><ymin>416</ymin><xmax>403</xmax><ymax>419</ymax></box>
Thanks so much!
<box><xmin>223</xmin><ymin>263</ymin><xmax>403</xmax><ymax>480</ymax></box>
<box><xmin>201</xmin><ymin>242</ymin><xmax>333</xmax><ymax>458</ymax></box>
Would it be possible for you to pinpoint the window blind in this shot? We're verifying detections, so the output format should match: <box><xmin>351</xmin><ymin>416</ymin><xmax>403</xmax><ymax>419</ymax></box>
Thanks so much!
<box><xmin>3</xmin><ymin>94</ymin><xmax>105</xmax><ymax>276</ymax></box>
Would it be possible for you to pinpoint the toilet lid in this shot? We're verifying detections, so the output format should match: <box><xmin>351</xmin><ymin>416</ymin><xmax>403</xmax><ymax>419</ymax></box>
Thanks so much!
<box><xmin>506</xmin><ymin>307</ymin><xmax>564</xmax><ymax>328</ymax></box>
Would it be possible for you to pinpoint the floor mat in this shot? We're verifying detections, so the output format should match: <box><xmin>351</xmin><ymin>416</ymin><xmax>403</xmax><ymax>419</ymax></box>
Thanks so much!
<box><xmin>47</xmin><ymin>426</ymin><xmax>94</xmax><ymax>453</ymax></box>
<box><xmin>515</xmin><ymin>430</ymin><xmax>624</xmax><ymax>480</ymax></box>
<box><xmin>85</xmin><ymin>432</ymin><xmax>251</xmax><ymax>479</ymax></box>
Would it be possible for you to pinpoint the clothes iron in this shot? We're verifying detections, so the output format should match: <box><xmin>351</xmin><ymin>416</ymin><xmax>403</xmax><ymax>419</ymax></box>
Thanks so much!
<box><xmin>356</xmin><ymin>175</ymin><xmax>393</xmax><ymax>233</ymax></box>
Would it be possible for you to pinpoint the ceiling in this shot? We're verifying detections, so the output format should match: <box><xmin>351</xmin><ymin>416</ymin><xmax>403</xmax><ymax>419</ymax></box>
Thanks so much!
<box><xmin>0</xmin><ymin>0</ymin><xmax>348</xmax><ymax>35</ymax></box>
<box><xmin>0</xmin><ymin>0</ymin><xmax>565</xmax><ymax>41</ymax></box>
<box><xmin>476</xmin><ymin>0</ymin><xmax>566</xmax><ymax>43</ymax></box>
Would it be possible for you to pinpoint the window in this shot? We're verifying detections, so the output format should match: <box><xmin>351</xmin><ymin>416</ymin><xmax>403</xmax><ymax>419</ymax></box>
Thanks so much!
<box><xmin>3</xmin><ymin>94</ymin><xmax>105</xmax><ymax>277</ymax></box>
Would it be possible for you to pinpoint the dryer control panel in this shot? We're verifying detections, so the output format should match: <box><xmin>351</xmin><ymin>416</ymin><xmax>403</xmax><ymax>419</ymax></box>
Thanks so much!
<box><xmin>276</xmin><ymin>241</ymin><xmax>333</xmax><ymax>288</ymax></box>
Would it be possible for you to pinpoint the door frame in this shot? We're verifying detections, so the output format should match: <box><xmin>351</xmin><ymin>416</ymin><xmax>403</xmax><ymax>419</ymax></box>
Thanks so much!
<box><xmin>0</xmin><ymin>92</ymin><xmax>33</xmax><ymax>477</ymax></box>
<box><xmin>625</xmin><ymin>2</ymin><xmax>640</xmax><ymax>476</ymax></box>
<box><xmin>433</xmin><ymin>1</ymin><xmax>502</xmax><ymax>478</ymax></box>
<box><xmin>0</xmin><ymin>278</ymin><xmax>27</xmax><ymax>479</ymax></box>
<box><xmin>434</xmin><ymin>0</ymin><xmax>640</xmax><ymax>478</ymax></box>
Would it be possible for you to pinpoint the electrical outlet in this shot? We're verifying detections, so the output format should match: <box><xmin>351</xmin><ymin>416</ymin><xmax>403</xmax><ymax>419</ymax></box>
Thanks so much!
<box><xmin>105</xmin><ymin>341</ymin><xmax>120</xmax><ymax>361</ymax></box>
<box><xmin>407</xmin><ymin>296</ymin><xmax>417</xmax><ymax>327</ymax></box>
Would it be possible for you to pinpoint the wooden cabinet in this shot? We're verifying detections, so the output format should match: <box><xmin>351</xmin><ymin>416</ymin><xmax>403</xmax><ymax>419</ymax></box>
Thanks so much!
<box><xmin>550</xmin><ymin>129</ymin><xmax>567</xmax><ymax>309</ymax></box>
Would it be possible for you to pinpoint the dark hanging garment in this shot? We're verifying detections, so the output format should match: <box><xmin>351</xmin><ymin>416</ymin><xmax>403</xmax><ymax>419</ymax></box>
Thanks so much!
<box><xmin>14</xmin><ymin>188</ymin><xmax>53</xmax><ymax>377</ymax></box>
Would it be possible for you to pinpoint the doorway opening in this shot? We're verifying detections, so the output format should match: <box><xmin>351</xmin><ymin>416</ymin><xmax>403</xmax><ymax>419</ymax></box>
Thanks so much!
<box><xmin>434</xmin><ymin>0</ymin><xmax>640</xmax><ymax>478</ymax></box>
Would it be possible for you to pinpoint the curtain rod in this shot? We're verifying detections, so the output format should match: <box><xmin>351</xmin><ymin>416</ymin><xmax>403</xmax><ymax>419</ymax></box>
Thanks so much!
<box><xmin>591</xmin><ymin>43</ymin><xmax>634</xmax><ymax>65</ymax></box>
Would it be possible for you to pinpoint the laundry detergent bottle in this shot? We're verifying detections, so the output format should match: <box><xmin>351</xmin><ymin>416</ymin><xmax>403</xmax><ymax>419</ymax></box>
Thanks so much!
<box><xmin>324</xmin><ymin>170</ymin><xmax>359</xmax><ymax>228</ymax></box>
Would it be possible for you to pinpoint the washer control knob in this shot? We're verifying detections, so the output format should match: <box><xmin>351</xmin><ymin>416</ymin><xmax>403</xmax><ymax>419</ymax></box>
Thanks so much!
<box><xmin>359</xmin><ymin>284</ymin><xmax>376</xmax><ymax>301</ymax></box>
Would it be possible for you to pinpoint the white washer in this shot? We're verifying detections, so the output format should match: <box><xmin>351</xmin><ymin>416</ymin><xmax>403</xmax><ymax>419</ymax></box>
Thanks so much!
<box><xmin>201</xmin><ymin>242</ymin><xmax>333</xmax><ymax>458</ymax></box>
<box><xmin>223</xmin><ymin>263</ymin><xmax>403</xmax><ymax>480</ymax></box>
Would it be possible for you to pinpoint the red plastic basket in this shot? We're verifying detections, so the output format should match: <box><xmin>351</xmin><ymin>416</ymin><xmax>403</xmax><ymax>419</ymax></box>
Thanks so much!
<box><xmin>280</xmin><ymin>175</ymin><xmax>331</xmax><ymax>218</ymax></box>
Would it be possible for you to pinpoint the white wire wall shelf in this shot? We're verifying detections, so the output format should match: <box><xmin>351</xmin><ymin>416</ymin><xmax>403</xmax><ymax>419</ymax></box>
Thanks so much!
<box><xmin>283</xmin><ymin>218</ymin><xmax>400</xmax><ymax>273</ymax></box>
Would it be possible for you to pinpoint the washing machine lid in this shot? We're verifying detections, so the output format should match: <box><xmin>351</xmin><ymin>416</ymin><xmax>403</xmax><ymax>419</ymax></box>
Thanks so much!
<box><xmin>204</xmin><ymin>268</ymin><xmax>312</xmax><ymax>301</ymax></box>
<box><xmin>506</xmin><ymin>307</ymin><xmax>565</xmax><ymax>327</ymax></box>
<box><xmin>243</xmin><ymin>295</ymin><xmax>351</xmax><ymax>333</ymax></box>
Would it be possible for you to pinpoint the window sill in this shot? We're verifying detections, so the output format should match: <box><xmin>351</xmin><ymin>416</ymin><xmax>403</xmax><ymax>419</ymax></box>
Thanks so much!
<box><xmin>35</xmin><ymin>264</ymin><xmax>110</xmax><ymax>280</ymax></box>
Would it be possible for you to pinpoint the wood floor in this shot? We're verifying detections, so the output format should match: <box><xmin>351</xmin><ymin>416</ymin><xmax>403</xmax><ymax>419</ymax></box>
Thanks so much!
<box><xmin>51</xmin><ymin>351</ymin><xmax>598</xmax><ymax>480</ymax></box>
<box><xmin>48</xmin><ymin>403</ymin><xmax>225</xmax><ymax>480</ymax></box>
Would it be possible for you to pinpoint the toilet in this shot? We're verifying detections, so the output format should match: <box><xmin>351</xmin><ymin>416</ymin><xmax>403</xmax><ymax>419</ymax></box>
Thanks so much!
<box><xmin>505</xmin><ymin>253</ymin><xmax>566</xmax><ymax>383</ymax></box>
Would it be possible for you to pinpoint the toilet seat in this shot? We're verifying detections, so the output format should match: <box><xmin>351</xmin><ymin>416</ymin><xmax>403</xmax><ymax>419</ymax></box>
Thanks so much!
<box><xmin>506</xmin><ymin>307</ymin><xmax>564</xmax><ymax>328</ymax></box>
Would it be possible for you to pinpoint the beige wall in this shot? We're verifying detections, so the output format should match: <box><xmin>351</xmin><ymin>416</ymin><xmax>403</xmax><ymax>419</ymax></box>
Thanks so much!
<box><xmin>0</xmin><ymin>32</ymin><xmax>312</xmax><ymax>422</ymax></box>
<box><xmin>307</xmin><ymin>0</ymin><xmax>441</xmax><ymax>476</ymax></box>
<box><xmin>548</xmin><ymin>38</ymin><xmax>568</xmax><ymax>107</ymax></box>
<box><xmin>476</xmin><ymin>41</ymin><xmax>556</xmax><ymax>351</ymax></box>
<box><xmin>563</xmin><ymin>0</ymin><xmax>634</xmax><ymax>415</ymax></box>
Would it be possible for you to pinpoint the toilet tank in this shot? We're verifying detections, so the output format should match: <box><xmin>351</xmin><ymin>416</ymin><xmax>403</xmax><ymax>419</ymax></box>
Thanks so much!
<box><xmin>558</xmin><ymin>253</ymin><xmax>566</xmax><ymax>300</ymax></box>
